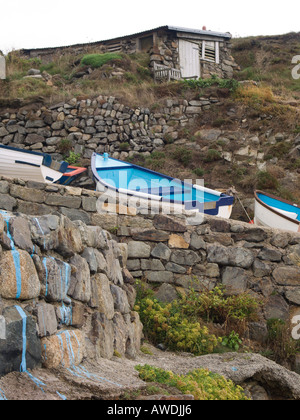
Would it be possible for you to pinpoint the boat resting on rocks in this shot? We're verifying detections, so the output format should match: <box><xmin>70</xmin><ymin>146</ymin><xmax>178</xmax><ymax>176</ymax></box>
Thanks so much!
<box><xmin>56</xmin><ymin>165</ymin><xmax>87</xmax><ymax>186</ymax></box>
<box><xmin>0</xmin><ymin>144</ymin><xmax>69</xmax><ymax>184</ymax></box>
<box><xmin>91</xmin><ymin>153</ymin><xmax>234</xmax><ymax>218</ymax></box>
<box><xmin>254</xmin><ymin>190</ymin><xmax>300</xmax><ymax>233</ymax></box>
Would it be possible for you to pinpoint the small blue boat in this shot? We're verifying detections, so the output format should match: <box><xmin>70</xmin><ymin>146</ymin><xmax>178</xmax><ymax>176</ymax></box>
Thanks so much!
<box><xmin>254</xmin><ymin>190</ymin><xmax>300</xmax><ymax>232</ymax></box>
<box><xmin>91</xmin><ymin>153</ymin><xmax>234</xmax><ymax>218</ymax></box>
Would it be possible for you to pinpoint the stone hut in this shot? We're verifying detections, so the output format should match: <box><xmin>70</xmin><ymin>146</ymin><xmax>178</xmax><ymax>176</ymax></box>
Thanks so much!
<box><xmin>20</xmin><ymin>25</ymin><xmax>237</xmax><ymax>79</ymax></box>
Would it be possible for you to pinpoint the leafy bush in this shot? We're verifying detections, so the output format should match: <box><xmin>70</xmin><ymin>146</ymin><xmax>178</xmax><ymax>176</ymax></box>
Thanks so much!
<box><xmin>81</xmin><ymin>53</ymin><xmax>123</xmax><ymax>69</ymax></box>
<box><xmin>136</xmin><ymin>65</ymin><xmax>152</xmax><ymax>80</ymax></box>
<box><xmin>256</xmin><ymin>170</ymin><xmax>279</xmax><ymax>190</ymax></box>
<box><xmin>135</xmin><ymin>297</ymin><xmax>220</xmax><ymax>355</ymax></box>
<box><xmin>193</xmin><ymin>168</ymin><xmax>205</xmax><ymax>177</ymax></box>
<box><xmin>204</xmin><ymin>149</ymin><xmax>222</xmax><ymax>162</ymax></box>
<box><xmin>136</xmin><ymin>365</ymin><xmax>249</xmax><ymax>400</ymax></box>
<box><xmin>182</xmin><ymin>75</ymin><xmax>239</xmax><ymax>92</ymax></box>
<box><xmin>266</xmin><ymin>141</ymin><xmax>292</xmax><ymax>159</ymax></box>
<box><xmin>135</xmin><ymin>284</ymin><xmax>261</xmax><ymax>354</ymax></box>
<box><xmin>144</xmin><ymin>151</ymin><xmax>166</xmax><ymax>171</ymax></box>
<box><xmin>173</xmin><ymin>286</ymin><xmax>260</xmax><ymax>334</ymax></box>
<box><xmin>64</xmin><ymin>151</ymin><xmax>81</xmax><ymax>165</ymax></box>
<box><xmin>222</xmin><ymin>331</ymin><xmax>243</xmax><ymax>351</ymax></box>
<box><xmin>172</xmin><ymin>147</ymin><xmax>192</xmax><ymax>167</ymax></box>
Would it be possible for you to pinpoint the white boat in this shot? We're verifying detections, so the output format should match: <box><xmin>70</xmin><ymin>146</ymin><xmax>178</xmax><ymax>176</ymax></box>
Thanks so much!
<box><xmin>254</xmin><ymin>190</ymin><xmax>300</xmax><ymax>233</ymax></box>
<box><xmin>91</xmin><ymin>153</ymin><xmax>234</xmax><ymax>218</ymax></box>
<box><xmin>0</xmin><ymin>145</ymin><xmax>68</xmax><ymax>184</ymax></box>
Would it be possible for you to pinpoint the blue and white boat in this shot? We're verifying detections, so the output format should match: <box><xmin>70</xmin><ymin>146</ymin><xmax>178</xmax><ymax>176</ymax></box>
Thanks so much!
<box><xmin>254</xmin><ymin>190</ymin><xmax>300</xmax><ymax>232</ymax></box>
<box><xmin>0</xmin><ymin>145</ymin><xmax>68</xmax><ymax>184</ymax></box>
<box><xmin>91</xmin><ymin>153</ymin><xmax>234</xmax><ymax>218</ymax></box>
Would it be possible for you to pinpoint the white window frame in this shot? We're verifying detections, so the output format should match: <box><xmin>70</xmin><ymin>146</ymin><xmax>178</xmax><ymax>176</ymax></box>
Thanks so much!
<box><xmin>201</xmin><ymin>41</ymin><xmax>219</xmax><ymax>64</ymax></box>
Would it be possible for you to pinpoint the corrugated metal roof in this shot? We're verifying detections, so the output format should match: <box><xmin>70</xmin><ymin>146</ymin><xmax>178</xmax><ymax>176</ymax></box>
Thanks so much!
<box><xmin>21</xmin><ymin>25</ymin><xmax>232</xmax><ymax>53</ymax></box>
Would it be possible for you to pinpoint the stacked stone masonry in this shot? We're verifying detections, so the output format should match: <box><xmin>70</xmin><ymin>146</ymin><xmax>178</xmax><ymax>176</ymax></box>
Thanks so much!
<box><xmin>109</xmin><ymin>212</ymin><xmax>300</xmax><ymax>345</ymax></box>
<box><xmin>1</xmin><ymin>176</ymin><xmax>300</xmax><ymax>376</ymax></box>
<box><xmin>0</xmin><ymin>95</ymin><xmax>222</xmax><ymax>166</ymax></box>
<box><xmin>0</xmin><ymin>186</ymin><xmax>143</xmax><ymax>377</ymax></box>
<box><xmin>21</xmin><ymin>27</ymin><xmax>237</xmax><ymax>79</ymax></box>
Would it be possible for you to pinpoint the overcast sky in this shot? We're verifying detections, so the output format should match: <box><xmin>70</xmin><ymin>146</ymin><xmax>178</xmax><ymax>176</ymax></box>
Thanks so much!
<box><xmin>0</xmin><ymin>0</ymin><xmax>299</xmax><ymax>53</ymax></box>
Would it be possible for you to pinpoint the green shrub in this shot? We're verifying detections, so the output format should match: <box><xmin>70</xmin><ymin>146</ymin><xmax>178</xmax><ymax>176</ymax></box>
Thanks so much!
<box><xmin>173</xmin><ymin>286</ymin><xmax>260</xmax><ymax>332</ymax></box>
<box><xmin>136</xmin><ymin>365</ymin><xmax>249</xmax><ymax>400</ymax></box>
<box><xmin>151</xmin><ymin>151</ymin><xmax>166</xmax><ymax>160</ymax></box>
<box><xmin>124</xmin><ymin>72</ymin><xmax>139</xmax><ymax>84</ymax></box>
<box><xmin>182</xmin><ymin>75</ymin><xmax>239</xmax><ymax>93</ymax></box>
<box><xmin>294</xmin><ymin>126</ymin><xmax>300</xmax><ymax>134</ymax></box>
<box><xmin>144</xmin><ymin>151</ymin><xmax>166</xmax><ymax>171</ymax></box>
<box><xmin>267</xmin><ymin>141</ymin><xmax>292</xmax><ymax>158</ymax></box>
<box><xmin>135</xmin><ymin>284</ymin><xmax>261</xmax><ymax>354</ymax></box>
<box><xmin>64</xmin><ymin>151</ymin><xmax>81</xmax><ymax>165</ymax></box>
<box><xmin>81</xmin><ymin>53</ymin><xmax>123</xmax><ymax>69</ymax></box>
<box><xmin>119</xmin><ymin>142</ymin><xmax>130</xmax><ymax>151</ymax></box>
<box><xmin>256</xmin><ymin>170</ymin><xmax>279</xmax><ymax>190</ymax></box>
<box><xmin>172</xmin><ymin>147</ymin><xmax>192</xmax><ymax>167</ymax></box>
<box><xmin>135</xmin><ymin>297</ymin><xmax>220</xmax><ymax>355</ymax></box>
<box><xmin>204</xmin><ymin>149</ymin><xmax>222</xmax><ymax>162</ymax></box>
<box><xmin>193</xmin><ymin>168</ymin><xmax>205</xmax><ymax>177</ymax></box>
<box><xmin>137</xmin><ymin>65</ymin><xmax>152</xmax><ymax>80</ymax></box>
<box><xmin>222</xmin><ymin>331</ymin><xmax>243</xmax><ymax>351</ymax></box>
<box><xmin>58</xmin><ymin>138</ymin><xmax>73</xmax><ymax>154</ymax></box>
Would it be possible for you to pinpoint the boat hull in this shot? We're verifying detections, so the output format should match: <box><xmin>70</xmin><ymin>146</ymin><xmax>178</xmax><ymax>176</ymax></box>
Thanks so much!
<box><xmin>254</xmin><ymin>190</ymin><xmax>300</xmax><ymax>233</ymax></box>
<box><xmin>0</xmin><ymin>145</ymin><xmax>68</xmax><ymax>184</ymax></box>
<box><xmin>92</xmin><ymin>153</ymin><xmax>234</xmax><ymax>219</ymax></box>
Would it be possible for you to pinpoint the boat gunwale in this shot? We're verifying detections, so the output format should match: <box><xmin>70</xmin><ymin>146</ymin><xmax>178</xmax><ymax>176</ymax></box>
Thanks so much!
<box><xmin>254</xmin><ymin>190</ymin><xmax>300</xmax><ymax>226</ymax></box>
<box><xmin>62</xmin><ymin>166</ymin><xmax>87</xmax><ymax>177</ymax></box>
<box><xmin>91</xmin><ymin>153</ymin><xmax>234</xmax><ymax>210</ymax></box>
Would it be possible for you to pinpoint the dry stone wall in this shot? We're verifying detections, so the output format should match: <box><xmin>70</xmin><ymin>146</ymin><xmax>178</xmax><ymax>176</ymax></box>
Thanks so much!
<box><xmin>0</xmin><ymin>176</ymin><xmax>104</xmax><ymax>223</ymax></box>
<box><xmin>1</xmin><ymin>175</ymin><xmax>300</xmax><ymax>376</ymax></box>
<box><xmin>0</xmin><ymin>94</ymin><xmax>222</xmax><ymax>175</ymax></box>
<box><xmin>0</xmin><ymin>199</ymin><xmax>143</xmax><ymax>377</ymax></box>
<box><xmin>98</xmin><ymin>211</ymin><xmax>300</xmax><ymax>344</ymax></box>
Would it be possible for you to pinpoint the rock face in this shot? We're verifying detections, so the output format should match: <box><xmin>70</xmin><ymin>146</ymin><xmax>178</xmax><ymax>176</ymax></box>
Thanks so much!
<box><xmin>146</xmin><ymin>351</ymin><xmax>300</xmax><ymax>401</ymax></box>
<box><xmin>0</xmin><ymin>249</ymin><xmax>41</xmax><ymax>299</ymax></box>
<box><xmin>0</xmin><ymin>210</ymin><xmax>143</xmax><ymax>378</ymax></box>
<box><xmin>0</xmin><ymin>306</ymin><xmax>41</xmax><ymax>376</ymax></box>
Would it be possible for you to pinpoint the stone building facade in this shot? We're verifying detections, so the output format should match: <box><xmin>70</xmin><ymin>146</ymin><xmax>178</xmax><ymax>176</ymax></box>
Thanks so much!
<box><xmin>21</xmin><ymin>25</ymin><xmax>238</xmax><ymax>79</ymax></box>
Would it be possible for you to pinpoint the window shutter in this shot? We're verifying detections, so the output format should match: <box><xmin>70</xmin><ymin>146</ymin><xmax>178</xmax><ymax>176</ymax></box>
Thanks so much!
<box><xmin>204</xmin><ymin>41</ymin><xmax>216</xmax><ymax>61</ymax></box>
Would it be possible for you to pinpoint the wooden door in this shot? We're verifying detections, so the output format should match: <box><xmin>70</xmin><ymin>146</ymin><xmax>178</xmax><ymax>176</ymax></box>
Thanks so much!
<box><xmin>179</xmin><ymin>40</ymin><xmax>201</xmax><ymax>79</ymax></box>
